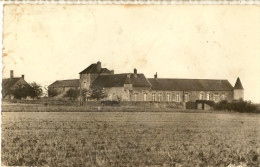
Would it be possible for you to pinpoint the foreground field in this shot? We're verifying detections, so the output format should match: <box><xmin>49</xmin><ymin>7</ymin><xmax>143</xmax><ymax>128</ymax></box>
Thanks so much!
<box><xmin>2</xmin><ymin>112</ymin><xmax>260</xmax><ymax>166</ymax></box>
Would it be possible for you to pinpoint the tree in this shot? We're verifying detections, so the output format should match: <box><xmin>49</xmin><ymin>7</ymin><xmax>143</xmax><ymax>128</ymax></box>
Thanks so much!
<box><xmin>90</xmin><ymin>88</ymin><xmax>108</xmax><ymax>101</ymax></box>
<box><xmin>80</xmin><ymin>88</ymin><xmax>92</xmax><ymax>101</ymax></box>
<box><xmin>29</xmin><ymin>82</ymin><xmax>43</xmax><ymax>99</ymax></box>
<box><xmin>64</xmin><ymin>88</ymin><xmax>80</xmax><ymax>100</ymax></box>
<box><xmin>48</xmin><ymin>88</ymin><xmax>58</xmax><ymax>97</ymax></box>
<box><xmin>12</xmin><ymin>84</ymin><xmax>32</xmax><ymax>99</ymax></box>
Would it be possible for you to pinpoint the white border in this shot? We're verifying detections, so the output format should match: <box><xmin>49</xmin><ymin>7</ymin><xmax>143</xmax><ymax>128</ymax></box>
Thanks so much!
<box><xmin>1</xmin><ymin>0</ymin><xmax>260</xmax><ymax>5</ymax></box>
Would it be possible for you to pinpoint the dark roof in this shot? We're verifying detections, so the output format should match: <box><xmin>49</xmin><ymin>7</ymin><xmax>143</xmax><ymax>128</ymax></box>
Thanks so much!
<box><xmin>79</xmin><ymin>64</ymin><xmax>111</xmax><ymax>74</ymax></box>
<box><xmin>91</xmin><ymin>73</ymin><xmax>151</xmax><ymax>88</ymax></box>
<box><xmin>2</xmin><ymin>77</ymin><xmax>23</xmax><ymax>90</ymax></box>
<box><xmin>234</xmin><ymin>77</ymin><xmax>244</xmax><ymax>89</ymax></box>
<box><xmin>148</xmin><ymin>78</ymin><xmax>234</xmax><ymax>91</ymax></box>
<box><xmin>49</xmin><ymin>79</ymin><xmax>79</xmax><ymax>88</ymax></box>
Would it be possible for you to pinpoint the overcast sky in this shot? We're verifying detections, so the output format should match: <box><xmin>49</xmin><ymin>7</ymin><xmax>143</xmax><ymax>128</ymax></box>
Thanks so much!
<box><xmin>2</xmin><ymin>5</ymin><xmax>260</xmax><ymax>102</ymax></box>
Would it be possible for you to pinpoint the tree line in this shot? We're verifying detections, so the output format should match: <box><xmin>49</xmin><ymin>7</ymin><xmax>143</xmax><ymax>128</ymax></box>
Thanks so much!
<box><xmin>9</xmin><ymin>82</ymin><xmax>107</xmax><ymax>101</ymax></box>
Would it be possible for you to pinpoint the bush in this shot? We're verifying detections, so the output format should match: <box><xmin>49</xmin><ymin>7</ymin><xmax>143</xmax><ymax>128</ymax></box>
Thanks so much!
<box><xmin>101</xmin><ymin>101</ymin><xmax>120</xmax><ymax>106</ymax></box>
<box><xmin>48</xmin><ymin>89</ymin><xmax>58</xmax><ymax>97</ymax></box>
<box><xmin>214</xmin><ymin>100</ymin><xmax>259</xmax><ymax>113</ymax></box>
<box><xmin>89</xmin><ymin>88</ymin><xmax>108</xmax><ymax>101</ymax></box>
<box><xmin>29</xmin><ymin>82</ymin><xmax>43</xmax><ymax>99</ymax></box>
<box><xmin>196</xmin><ymin>100</ymin><xmax>215</xmax><ymax>107</ymax></box>
<box><xmin>11</xmin><ymin>84</ymin><xmax>32</xmax><ymax>99</ymax></box>
<box><xmin>64</xmin><ymin>89</ymin><xmax>80</xmax><ymax>100</ymax></box>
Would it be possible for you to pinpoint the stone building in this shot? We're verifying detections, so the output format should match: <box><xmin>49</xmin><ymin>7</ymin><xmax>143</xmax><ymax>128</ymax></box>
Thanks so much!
<box><xmin>49</xmin><ymin>61</ymin><xmax>244</xmax><ymax>102</ymax></box>
<box><xmin>79</xmin><ymin>61</ymin><xmax>114</xmax><ymax>90</ymax></box>
<box><xmin>48</xmin><ymin>79</ymin><xmax>79</xmax><ymax>95</ymax></box>
<box><xmin>2</xmin><ymin>70</ymin><xmax>31</xmax><ymax>99</ymax></box>
<box><xmin>147</xmin><ymin>75</ymin><xmax>235</xmax><ymax>102</ymax></box>
<box><xmin>91</xmin><ymin>70</ymin><xmax>151</xmax><ymax>101</ymax></box>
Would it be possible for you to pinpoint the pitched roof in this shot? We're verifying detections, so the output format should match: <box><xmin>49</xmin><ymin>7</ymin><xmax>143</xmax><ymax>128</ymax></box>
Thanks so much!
<box><xmin>49</xmin><ymin>79</ymin><xmax>79</xmax><ymax>88</ymax></box>
<box><xmin>79</xmin><ymin>64</ymin><xmax>111</xmax><ymax>74</ymax></box>
<box><xmin>234</xmin><ymin>77</ymin><xmax>244</xmax><ymax>89</ymax></box>
<box><xmin>2</xmin><ymin>77</ymin><xmax>23</xmax><ymax>90</ymax></box>
<box><xmin>148</xmin><ymin>78</ymin><xmax>234</xmax><ymax>91</ymax></box>
<box><xmin>91</xmin><ymin>73</ymin><xmax>151</xmax><ymax>88</ymax></box>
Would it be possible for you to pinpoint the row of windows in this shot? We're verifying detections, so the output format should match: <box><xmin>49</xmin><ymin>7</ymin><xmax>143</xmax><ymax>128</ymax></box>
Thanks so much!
<box><xmin>134</xmin><ymin>93</ymin><xmax>184</xmax><ymax>102</ymax></box>
<box><xmin>133</xmin><ymin>92</ymin><xmax>227</xmax><ymax>102</ymax></box>
<box><xmin>199</xmin><ymin>92</ymin><xmax>226</xmax><ymax>102</ymax></box>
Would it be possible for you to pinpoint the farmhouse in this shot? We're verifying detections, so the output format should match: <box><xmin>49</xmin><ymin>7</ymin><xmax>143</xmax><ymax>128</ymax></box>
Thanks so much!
<box><xmin>49</xmin><ymin>61</ymin><xmax>244</xmax><ymax>102</ymax></box>
<box><xmin>48</xmin><ymin>79</ymin><xmax>79</xmax><ymax>96</ymax></box>
<box><xmin>2</xmin><ymin>70</ymin><xmax>31</xmax><ymax>99</ymax></box>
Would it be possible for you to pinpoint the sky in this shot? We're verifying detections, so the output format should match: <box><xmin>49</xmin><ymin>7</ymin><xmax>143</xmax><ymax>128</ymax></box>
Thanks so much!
<box><xmin>2</xmin><ymin>5</ymin><xmax>260</xmax><ymax>102</ymax></box>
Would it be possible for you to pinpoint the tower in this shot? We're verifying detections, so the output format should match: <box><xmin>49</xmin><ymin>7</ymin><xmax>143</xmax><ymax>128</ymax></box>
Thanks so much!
<box><xmin>79</xmin><ymin>61</ymin><xmax>113</xmax><ymax>90</ymax></box>
<box><xmin>233</xmin><ymin>77</ymin><xmax>244</xmax><ymax>100</ymax></box>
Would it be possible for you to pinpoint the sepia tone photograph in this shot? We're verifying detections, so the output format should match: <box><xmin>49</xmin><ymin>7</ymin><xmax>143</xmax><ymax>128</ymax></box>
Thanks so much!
<box><xmin>1</xmin><ymin>4</ymin><xmax>260</xmax><ymax>167</ymax></box>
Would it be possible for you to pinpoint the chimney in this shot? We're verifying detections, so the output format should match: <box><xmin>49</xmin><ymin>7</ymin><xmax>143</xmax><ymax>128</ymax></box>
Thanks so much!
<box><xmin>110</xmin><ymin>70</ymin><xmax>114</xmax><ymax>75</ymax></box>
<box><xmin>154</xmin><ymin>72</ymin><xmax>157</xmax><ymax>79</ymax></box>
<box><xmin>97</xmin><ymin>61</ymin><xmax>101</xmax><ymax>72</ymax></box>
<box><xmin>10</xmin><ymin>70</ymin><xmax>14</xmax><ymax>79</ymax></box>
<box><xmin>134</xmin><ymin>68</ymin><xmax>137</xmax><ymax>75</ymax></box>
<box><xmin>21</xmin><ymin>75</ymin><xmax>24</xmax><ymax>79</ymax></box>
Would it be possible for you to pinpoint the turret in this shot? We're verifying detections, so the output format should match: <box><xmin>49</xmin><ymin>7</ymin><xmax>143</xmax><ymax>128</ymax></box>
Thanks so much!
<box><xmin>233</xmin><ymin>77</ymin><xmax>244</xmax><ymax>100</ymax></box>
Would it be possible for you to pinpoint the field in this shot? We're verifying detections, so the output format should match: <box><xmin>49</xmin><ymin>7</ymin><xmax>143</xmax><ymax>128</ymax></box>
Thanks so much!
<box><xmin>1</xmin><ymin>110</ymin><xmax>260</xmax><ymax>166</ymax></box>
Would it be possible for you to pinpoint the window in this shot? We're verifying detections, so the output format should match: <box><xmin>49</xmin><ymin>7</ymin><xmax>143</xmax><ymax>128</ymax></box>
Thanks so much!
<box><xmin>199</xmin><ymin>92</ymin><xmax>204</xmax><ymax>100</ymax></box>
<box><xmin>158</xmin><ymin>93</ymin><xmax>162</xmax><ymax>101</ymax></box>
<box><xmin>213</xmin><ymin>93</ymin><xmax>219</xmax><ymax>102</ymax></box>
<box><xmin>167</xmin><ymin>93</ymin><xmax>171</xmax><ymax>102</ymax></box>
<box><xmin>221</xmin><ymin>93</ymin><xmax>226</xmax><ymax>100</ymax></box>
<box><xmin>206</xmin><ymin>93</ymin><xmax>211</xmax><ymax>100</ymax></box>
<box><xmin>184</xmin><ymin>93</ymin><xmax>189</xmax><ymax>102</ymax></box>
<box><xmin>84</xmin><ymin>82</ymin><xmax>87</xmax><ymax>88</ymax></box>
<box><xmin>152</xmin><ymin>93</ymin><xmax>156</xmax><ymax>101</ymax></box>
<box><xmin>176</xmin><ymin>93</ymin><xmax>180</xmax><ymax>102</ymax></box>
<box><xmin>134</xmin><ymin>93</ymin><xmax>138</xmax><ymax>101</ymax></box>
<box><xmin>144</xmin><ymin>93</ymin><xmax>147</xmax><ymax>101</ymax></box>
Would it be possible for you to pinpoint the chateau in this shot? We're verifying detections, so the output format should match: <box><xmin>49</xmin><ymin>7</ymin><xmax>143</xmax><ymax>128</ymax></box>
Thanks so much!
<box><xmin>49</xmin><ymin>61</ymin><xmax>244</xmax><ymax>102</ymax></box>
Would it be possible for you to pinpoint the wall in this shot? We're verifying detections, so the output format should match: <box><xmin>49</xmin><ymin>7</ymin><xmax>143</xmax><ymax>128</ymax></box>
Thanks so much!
<box><xmin>133</xmin><ymin>90</ymin><xmax>234</xmax><ymax>102</ymax></box>
<box><xmin>185</xmin><ymin>90</ymin><xmax>233</xmax><ymax>102</ymax></box>
<box><xmin>4</xmin><ymin>99</ymin><xmax>183</xmax><ymax>109</ymax></box>
<box><xmin>104</xmin><ymin>87</ymin><xmax>130</xmax><ymax>101</ymax></box>
<box><xmin>130</xmin><ymin>87</ymin><xmax>151</xmax><ymax>101</ymax></box>
<box><xmin>233</xmin><ymin>89</ymin><xmax>244</xmax><ymax>100</ymax></box>
<box><xmin>52</xmin><ymin>87</ymin><xmax>78</xmax><ymax>97</ymax></box>
<box><xmin>80</xmin><ymin>73</ymin><xmax>99</xmax><ymax>89</ymax></box>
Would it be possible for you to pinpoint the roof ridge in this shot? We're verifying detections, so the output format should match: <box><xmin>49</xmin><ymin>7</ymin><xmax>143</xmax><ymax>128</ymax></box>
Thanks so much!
<box><xmin>56</xmin><ymin>79</ymin><xmax>79</xmax><ymax>81</ymax></box>
<box><xmin>148</xmin><ymin>78</ymin><xmax>228</xmax><ymax>80</ymax></box>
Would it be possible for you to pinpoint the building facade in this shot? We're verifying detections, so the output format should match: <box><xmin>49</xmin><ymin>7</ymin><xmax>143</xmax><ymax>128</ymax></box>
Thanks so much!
<box><xmin>2</xmin><ymin>70</ymin><xmax>31</xmax><ymax>99</ymax></box>
<box><xmin>49</xmin><ymin>61</ymin><xmax>244</xmax><ymax>102</ymax></box>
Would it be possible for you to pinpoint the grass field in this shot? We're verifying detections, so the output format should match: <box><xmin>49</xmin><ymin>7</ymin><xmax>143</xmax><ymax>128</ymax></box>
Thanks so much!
<box><xmin>1</xmin><ymin>111</ymin><xmax>260</xmax><ymax>166</ymax></box>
